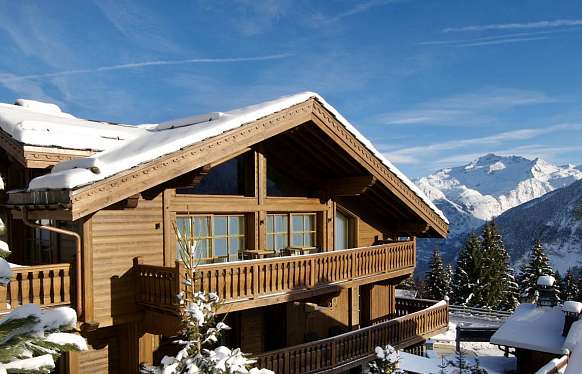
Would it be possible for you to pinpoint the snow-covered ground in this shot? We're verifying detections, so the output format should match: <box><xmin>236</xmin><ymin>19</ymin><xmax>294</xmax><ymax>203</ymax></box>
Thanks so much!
<box><xmin>415</xmin><ymin>322</ymin><xmax>517</xmax><ymax>374</ymax></box>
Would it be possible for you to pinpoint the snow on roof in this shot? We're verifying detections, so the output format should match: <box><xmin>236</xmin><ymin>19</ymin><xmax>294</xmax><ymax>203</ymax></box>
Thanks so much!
<box><xmin>490</xmin><ymin>303</ymin><xmax>565</xmax><ymax>354</ymax></box>
<box><xmin>537</xmin><ymin>275</ymin><xmax>556</xmax><ymax>287</ymax></box>
<box><xmin>566</xmin><ymin>333</ymin><xmax>582</xmax><ymax>374</ymax></box>
<box><xmin>563</xmin><ymin>301</ymin><xmax>582</xmax><ymax>314</ymax></box>
<box><xmin>0</xmin><ymin>100</ymin><xmax>147</xmax><ymax>151</ymax></box>
<box><xmin>21</xmin><ymin>93</ymin><xmax>447</xmax><ymax>224</ymax></box>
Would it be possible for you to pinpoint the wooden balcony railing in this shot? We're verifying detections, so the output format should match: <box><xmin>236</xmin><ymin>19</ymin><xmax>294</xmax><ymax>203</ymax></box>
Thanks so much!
<box><xmin>256</xmin><ymin>299</ymin><xmax>449</xmax><ymax>374</ymax></box>
<box><xmin>0</xmin><ymin>263</ymin><xmax>72</xmax><ymax>313</ymax></box>
<box><xmin>134</xmin><ymin>241</ymin><xmax>416</xmax><ymax>312</ymax></box>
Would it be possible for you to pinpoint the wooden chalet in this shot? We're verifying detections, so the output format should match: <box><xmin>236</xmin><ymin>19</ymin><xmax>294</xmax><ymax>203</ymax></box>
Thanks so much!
<box><xmin>0</xmin><ymin>93</ymin><xmax>449</xmax><ymax>373</ymax></box>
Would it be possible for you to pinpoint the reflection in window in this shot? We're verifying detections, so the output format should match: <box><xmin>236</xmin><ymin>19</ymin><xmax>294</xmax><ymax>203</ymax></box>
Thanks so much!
<box><xmin>267</xmin><ymin>161</ymin><xmax>316</xmax><ymax>197</ymax></box>
<box><xmin>176</xmin><ymin>215</ymin><xmax>245</xmax><ymax>263</ymax></box>
<box><xmin>176</xmin><ymin>152</ymin><xmax>253</xmax><ymax>196</ymax></box>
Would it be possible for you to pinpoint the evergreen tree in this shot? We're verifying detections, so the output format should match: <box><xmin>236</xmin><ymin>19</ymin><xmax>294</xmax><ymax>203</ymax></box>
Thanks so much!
<box><xmin>495</xmin><ymin>228</ymin><xmax>519</xmax><ymax>311</ymax></box>
<box><xmin>518</xmin><ymin>239</ymin><xmax>555</xmax><ymax>301</ymax></box>
<box><xmin>425</xmin><ymin>247</ymin><xmax>450</xmax><ymax>300</ymax></box>
<box><xmin>470</xmin><ymin>222</ymin><xmax>504</xmax><ymax>308</ymax></box>
<box><xmin>451</xmin><ymin>233</ymin><xmax>480</xmax><ymax>306</ymax></box>
<box><xmin>445</xmin><ymin>264</ymin><xmax>453</xmax><ymax>298</ymax></box>
<box><xmin>561</xmin><ymin>269</ymin><xmax>579</xmax><ymax>301</ymax></box>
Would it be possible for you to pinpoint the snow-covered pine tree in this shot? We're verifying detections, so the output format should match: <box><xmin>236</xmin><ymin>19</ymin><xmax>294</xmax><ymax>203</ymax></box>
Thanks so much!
<box><xmin>425</xmin><ymin>247</ymin><xmax>450</xmax><ymax>300</ymax></box>
<box><xmin>518</xmin><ymin>239</ymin><xmax>555</xmax><ymax>301</ymax></box>
<box><xmin>561</xmin><ymin>270</ymin><xmax>579</xmax><ymax>302</ymax></box>
<box><xmin>494</xmin><ymin>228</ymin><xmax>519</xmax><ymax>311</ymax></box>
<box><xmin>451</xmin><ymin>233</ymin><xmax>480</xmax><ymax>306</ymax></box>
<box><xmin>368</xmin><ymin>345</ymin><xmax>404</xmax><ymax>374</ymax></box>
<box><xmin>143</xmin><ymin>229</ymin><xmax>273</xmax><ymax>374</ymax></box>
<box><xmin>445</xmin><ymin>265</ymin><xmax>453</xmax><ymax>298</ymax></box>
<box><xmin>0</xmin><ymin>240</ymin><xmax>87</xmax><ymax>373</ymax></box>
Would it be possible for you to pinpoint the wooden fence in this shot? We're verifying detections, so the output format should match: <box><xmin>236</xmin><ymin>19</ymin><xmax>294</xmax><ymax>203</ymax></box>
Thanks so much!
<box><xmin>0</xmin><ymin>263</ymin><xmax>72</xmax><ymax>313</ymax></box>
<box><xmin>256</xmin><ymin>300</ymin><xmax>448</xmax><ymax>374</ymax></box>
<box><xmin>135</xmin><ymin>241</ymin><xmax>415</xmax><ymax>311</ymax></box>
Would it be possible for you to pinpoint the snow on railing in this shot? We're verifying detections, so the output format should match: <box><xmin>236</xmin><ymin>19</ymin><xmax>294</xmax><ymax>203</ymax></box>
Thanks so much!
<box><xmin>535</xmin><ymin>354</ymin><xmax>569</xmax><ymax>374</ymax></box>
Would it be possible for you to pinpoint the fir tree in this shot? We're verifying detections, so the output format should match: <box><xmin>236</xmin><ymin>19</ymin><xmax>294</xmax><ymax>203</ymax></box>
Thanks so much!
<box><xmin>425</xmin><ymin>247</ymin><xmax>450</xmax><ymax>300</ymax></box>
<box><xmin>451</xmin><ymin>233</ymin><xmax>480</xmax><ymax>306</ymax></box>
<box><xmin>561</xmin><ymin>269</ymin><xmax>579</xmax><ymax>301</ymax></box>
<box><xmin>518</xmin><ymin>239</ymin><xmax>555</xmax><ymax>301</ymax></box>
<box><xmin>471</xmin><ymin>222</ymin><xmax>504</xmax><ymax>309</ymax></box>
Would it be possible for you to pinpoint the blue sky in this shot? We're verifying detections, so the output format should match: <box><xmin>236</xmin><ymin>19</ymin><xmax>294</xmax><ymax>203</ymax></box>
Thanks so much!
<box><xmin>1</xmin><ymin>0</ymin><xmax>581</xmax><ymax>177</ymax></box>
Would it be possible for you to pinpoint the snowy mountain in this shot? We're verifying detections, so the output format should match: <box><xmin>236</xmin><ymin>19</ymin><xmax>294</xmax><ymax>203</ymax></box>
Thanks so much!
<box><xmin>494</xmin><ymin>178</ymin><xmax>582</xmax><ymax>272</ymax></box>
<box><xmin>415</xmin><ymin>154</ymin><xmax>582</xmax><ymax>269</ymax></box>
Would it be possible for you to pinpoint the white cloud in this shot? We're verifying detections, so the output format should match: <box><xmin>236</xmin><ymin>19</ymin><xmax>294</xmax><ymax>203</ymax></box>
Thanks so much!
<box><xmin>315</xmin><ymin>0</ymin><xmax>401</xmax><ymax>24</ymax></box>
<box><xmin>382</xmin><ymin>123</ymin><xmax>582</xmax><ymax>164</ymax></box>
<box><xmin>443</xmin><ymin>19</ymin><xmax>582</xmax><ymax>33</ymax></box>
<box><xmin>376</xmin><ymin>88</ymin><xmax>554</xmax><ymax>126</ymax></box>
<box><xmin>0</xmin><ymin>54</ymin><xmax>292</xmax><ymax>84</ymax></box>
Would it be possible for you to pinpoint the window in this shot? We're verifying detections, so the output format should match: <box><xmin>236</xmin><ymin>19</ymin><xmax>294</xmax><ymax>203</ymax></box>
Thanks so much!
<box><xmin>176</xmin><ymin>152</ymin><xmax>254</xmax><ymax>196</ymax></box>
<box><xmin>266</xmin><ymin>160</ymin><xmax>316</xmax><ymax>197</ymax></box>
<box><xmin>291</xmin><ymin>214</ymin><xmax>316</xmax><ymax>248</ymax></box>
<box><xmin>266</xmin><ymin>214</ymin><xmax>288</xmax><ymax>252</ymax></box>
<box><xmin>266</xmin><ymin>213</ymin><xmax>317</xmax><ymax>252</ymax></box>
<box><xmin>335</xmin><ymin>211</ymin><xmax>350</xmax><ymax>250</ymax></box>
<box><xmin>176</xmin><ymin>215</ymin><xmax>245</xmax><ymax>263</ymax></box>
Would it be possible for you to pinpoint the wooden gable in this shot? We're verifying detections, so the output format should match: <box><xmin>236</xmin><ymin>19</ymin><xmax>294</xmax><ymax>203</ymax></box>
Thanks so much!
<box><xmin>6</xmin><ymin>98</ymin><xmax>448</xmax><ymax>237</ymax></box>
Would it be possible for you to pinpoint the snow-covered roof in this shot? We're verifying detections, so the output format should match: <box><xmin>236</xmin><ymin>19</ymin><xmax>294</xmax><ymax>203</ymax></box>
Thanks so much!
<box><xmin>0</xmin><ymin>100</ymin><xmax>147</xmax><ymax>151</ymax></box>
<box><xmin>0</xmin><ymin>95</ymin><xmax>446</xmax><ymax>224</ymax></box>
<box><xmin>490</xmin><ymin>303</ymin><xmax>565</xmax><ymax>354</ymax></box>
<box><xmin>13</xmin><ymin>93</ymin><xmax>447</xmax><ymax>224</ymax></box>
<box><xmin>563</xmin><ymin>301</ymin><xmax>582</xmax><ymax>314</ymax></box>
<box><xmin>398</xmin><ymin>352</ymin><xmax>441</xmax><ymax>373</ymax></box>
<box><xmin>537</xmin><ymin>275</ymin><xmax>556</xmax><ymax>287</ymax></box>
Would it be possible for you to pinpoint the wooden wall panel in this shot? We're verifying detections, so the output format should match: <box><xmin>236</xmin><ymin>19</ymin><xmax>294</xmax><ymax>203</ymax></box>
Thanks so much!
<box><xmin>91</xmin><ymin>195</ymin><xmax>164</xmax><ymax>324</ymax></box>
<box><xmin>360</xmin><ymin>282</ymin><xmax>397</xmax><ymax>326</ymax></box>
<box><xmin>286</xmin><ymin>287</ymin><xmax>351</xmax><ymax>346</ymax></box>
<box><xmin>358</xmin><ymin>219</ymin><xmax>382</xmax><ymax>247</ymax></box>
<box><xmin>240</xmin><ymin>309</ymin><xmax>265</xmax><ymax>354</ymax></box>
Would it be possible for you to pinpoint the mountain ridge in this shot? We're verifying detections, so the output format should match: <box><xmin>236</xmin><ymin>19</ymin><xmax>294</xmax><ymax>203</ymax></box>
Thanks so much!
<box><xmin>415</xmin><ymin>154</ymin><xmax>582</xmax><ymax>270</ymax></box>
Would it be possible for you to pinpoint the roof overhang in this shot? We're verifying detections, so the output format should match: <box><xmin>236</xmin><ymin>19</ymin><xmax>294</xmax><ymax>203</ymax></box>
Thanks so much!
<box><xmin>6</xmin><ymin>98</ymin><xmax>448</xmax><ymax>237</ymax></box>
<box><xmin>0</xmin><ymin>128</ymin><xmax>95</xmax><ymax>168</ymax></box>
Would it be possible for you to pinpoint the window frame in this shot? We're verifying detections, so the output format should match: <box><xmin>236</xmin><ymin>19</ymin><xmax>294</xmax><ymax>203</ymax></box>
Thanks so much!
<box><xmin>175</xmin><ymin>214</ymin><xmax>246</xmax><ymax>263</ymax></box>
<box><xmin>266</xmin><ymin>212</ymin><xmax>318</xmax><ymax>251</ymax></box>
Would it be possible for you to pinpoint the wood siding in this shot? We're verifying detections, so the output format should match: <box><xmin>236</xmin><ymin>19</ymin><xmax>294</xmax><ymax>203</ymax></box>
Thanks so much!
<box><xmin>90</xmin><ymin>195</ymin><xmax>164</xmax><ymax>325</ymax></box>
<box><xmin>358</xmin><ymin>219</ymin><xmax>382</xmax><ymax>247</ymax></box>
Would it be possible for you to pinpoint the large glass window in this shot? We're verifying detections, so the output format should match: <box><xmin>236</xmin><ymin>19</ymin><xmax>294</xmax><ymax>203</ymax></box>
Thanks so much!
<box><xmin>266</xmin><ymin>214</ymin><xmax>288</xmax><ymax>252</ymax></box>
<box><xmin>335</xmin><ymin>211</ymin><xmax>350</xmax><ymax>250</ymax></box>
<box><xmin>176</xmin><ymin>215</ymin><xmax>245</xmax><ymax>263</ymax></box>
<box><xmin>291</xmin><ymin>214</ymin><xmax>316</xmax><ymax>248</ymax></box>
<box><xmin>266</xmin><ymin>161</ymin><xmax>316</xmax><ymax>197</ymax></box>
<box><xmin>176</xmin><ymin>152</ymin><xmax>253</xmax><ymax>196</ymax></box>
<box><xmin>266</xmin><ymin>213</ymin><xmax>317</xmax><ymax>252</ymax></box>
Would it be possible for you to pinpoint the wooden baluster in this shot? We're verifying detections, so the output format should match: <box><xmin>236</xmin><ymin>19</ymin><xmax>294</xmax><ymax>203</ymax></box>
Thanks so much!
<box><xmin>0</xmin><ymin>281</ymin><xmax>8</xmax><ymax>312</ymax></box>
<box><xmin>252</xmin><ymin>264</ymin><xmax>258</xmax><ymax>296</ymax></box>
<box><xmin>21</xmin><ymin>271</ymin><xmax>31</xmax><ymax>306</ymax></box>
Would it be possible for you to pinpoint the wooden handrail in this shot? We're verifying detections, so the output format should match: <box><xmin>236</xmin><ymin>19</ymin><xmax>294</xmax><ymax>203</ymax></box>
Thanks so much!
<box><xmin>256</xmin><ymin>300</ymin><xmax>449</xmax><ymax>374</ymax></box>
<box><xmin>134</xmin><ymin>241</ymin><xmax>416</xmax><ymax>310</ymax></box>
<box><xmin>535</xmin><ymin>354</ymin><xmax>569</xmax><ymax>374</ymax></box>
<box><xmin>0</xmin><ymin>263</ymin><xmax>72</xmax><ymax>313</ymax></box>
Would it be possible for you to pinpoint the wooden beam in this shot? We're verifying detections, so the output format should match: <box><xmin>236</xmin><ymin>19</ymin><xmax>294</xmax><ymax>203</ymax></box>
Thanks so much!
<box><xmin>324</xmin><ymin>175</ymin><xmax>376</xmax><ymax>197</ymax></box>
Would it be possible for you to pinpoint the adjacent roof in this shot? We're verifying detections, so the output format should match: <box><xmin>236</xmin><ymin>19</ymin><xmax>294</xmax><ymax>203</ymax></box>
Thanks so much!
<box><xmin>0</xmin><ymin>100</ymin><xmax>146</xmax><ymax>151</ymax></box>
<box><xmin>2</xmin><ymin>93</ymin><xmax>448</xmax><ymax>233</ymax></box>
<box><xmin>490</xmin><ymin>303</ymin><xmax>566</xmax><ymax>354</ymax></box>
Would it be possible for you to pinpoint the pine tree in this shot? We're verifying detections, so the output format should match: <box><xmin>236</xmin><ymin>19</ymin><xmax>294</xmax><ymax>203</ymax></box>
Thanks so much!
<box><xmin>451</xmin><ymin>233</ymin><xmax>480</xmax><ymax>306</ymax></box>
<box><xmin>561</xmin><ymin>270</ymin><xmax>579</xmax><ymax>301</ymax></box>
<box><xmin>495</xmin><ymin>228</ymin><xmax>519</xmax><ymax>311</ymax></box>
<box><xmin>518</xmin><ymin>239</ymin><xmax>555</xmax><ymax>301</ymax></box>
<box><xmin>425</xmin><ymin>247</ymin><xmax>450</xmax><ymax>300</ymax></box>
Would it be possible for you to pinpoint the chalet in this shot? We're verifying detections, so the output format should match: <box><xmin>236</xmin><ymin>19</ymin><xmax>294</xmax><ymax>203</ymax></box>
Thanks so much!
<box><xmin>0</xmin><ymin>93</ymin><xmax>449</xmax><ymax>373</ymax></box>
<box><xmin>490</xmin><ymin>277</ymin><xmax>582</xmax><ymax>374</ymax></box>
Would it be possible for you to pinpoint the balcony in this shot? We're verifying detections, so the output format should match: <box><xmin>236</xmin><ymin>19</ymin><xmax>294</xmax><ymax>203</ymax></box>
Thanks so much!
<box><xmin>0</xmin><ymin>263</ymin><xmax>72</xmax><ymax>313</ymax></box>
<box><xmin>134</xmin><ymin>240</ymin><xmax>415</xmax><ymax>314</ymax></box>
<box><xmin>256</xmin><ymin>298</ymin><xmax>449</xmax><ymax>374</ymax></box>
